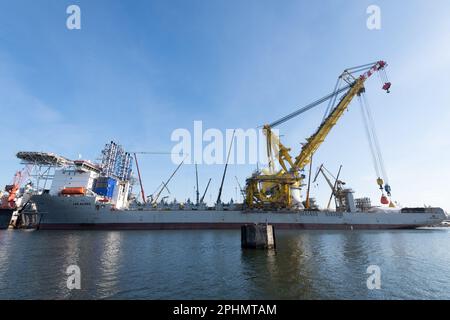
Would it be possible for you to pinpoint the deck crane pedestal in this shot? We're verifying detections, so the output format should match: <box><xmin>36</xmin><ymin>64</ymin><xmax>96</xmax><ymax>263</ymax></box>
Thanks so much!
<box><xmin>244</xmin><ymin>61</ymin><xmax>392</xmax><ymax>209</ymax></box>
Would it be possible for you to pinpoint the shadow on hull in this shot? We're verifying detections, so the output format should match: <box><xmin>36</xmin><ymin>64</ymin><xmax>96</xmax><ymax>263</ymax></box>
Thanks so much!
<box><xmin>0</xmin><ymin>209</ymin><xmax>13</xmax><ymax>230</ymax></box>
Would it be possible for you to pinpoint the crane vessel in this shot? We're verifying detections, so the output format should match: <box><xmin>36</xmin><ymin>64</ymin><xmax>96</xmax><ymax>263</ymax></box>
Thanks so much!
<box><xmin>8</xmin><ymin>61</ymin><xmax>447</xmax><ymax>230</ymax></box>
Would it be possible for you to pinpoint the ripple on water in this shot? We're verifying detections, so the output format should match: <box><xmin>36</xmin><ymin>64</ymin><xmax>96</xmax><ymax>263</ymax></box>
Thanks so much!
<box><xmin>0</xmin><ymin>229</ymin><xmax>450</xmax><ymax>299</ymax></box>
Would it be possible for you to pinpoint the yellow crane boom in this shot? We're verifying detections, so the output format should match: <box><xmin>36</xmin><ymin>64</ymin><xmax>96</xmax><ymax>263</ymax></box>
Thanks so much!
<box><xmin>293</xmin><ymin>77</ymin><xmax>365</xmax><ymax>170</ymax></box>
<box><xmin>244</xmin><ymin>61</ymin><xmax>391</xmax><ymax>209</ymax></box>
<box><xmin>294</xmin><ymin>61</ymin><xmax>389</xmax><ymax>171</ymax></box>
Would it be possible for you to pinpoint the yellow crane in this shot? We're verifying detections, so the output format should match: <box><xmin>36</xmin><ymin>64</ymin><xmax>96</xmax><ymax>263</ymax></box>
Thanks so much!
<box><xmin>244</xmin><ymin>61</ymin><xmax>391</xmax><ymax>209</ymax></box>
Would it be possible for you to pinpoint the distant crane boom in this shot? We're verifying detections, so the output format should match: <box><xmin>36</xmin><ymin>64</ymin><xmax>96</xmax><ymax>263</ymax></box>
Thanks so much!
<box><xmin>195</xmin><ymin>163</ymin><xmax>200</xmax><ymax>205</ymax></box>
<box><xmin>200</xmin><ymin>178</ymin><xmax>212</xmax><ymax>204</ymax></box>
<box><xmin>216</xmin><ymin>130</ymin><xmax>235</xmax><ymax>204</ymax></box>
<box><xmin>152</xmin><ymin>159</ymin><xmax>185</xmax><ymax>205</ymax></box>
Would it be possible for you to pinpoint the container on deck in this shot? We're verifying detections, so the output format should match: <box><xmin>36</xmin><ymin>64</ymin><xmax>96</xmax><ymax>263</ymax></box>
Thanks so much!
<box><xmin>94</xmin><ymin>177</ymin><xmax>116</xmax><ymax>198</ymax></box>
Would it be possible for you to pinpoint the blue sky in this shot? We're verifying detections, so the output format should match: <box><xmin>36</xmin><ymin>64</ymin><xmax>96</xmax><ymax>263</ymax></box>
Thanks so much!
<box><xmin>0</xmin><ymin>0</ymin><xmax>449</xmax><ymax>210</ymax></box>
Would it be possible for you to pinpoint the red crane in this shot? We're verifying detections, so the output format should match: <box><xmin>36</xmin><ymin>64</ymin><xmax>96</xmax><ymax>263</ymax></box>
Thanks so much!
<box><xmin>1</xmin><ymin>168</ymin><xmax>28</xmax><ymax>209</ymax></box>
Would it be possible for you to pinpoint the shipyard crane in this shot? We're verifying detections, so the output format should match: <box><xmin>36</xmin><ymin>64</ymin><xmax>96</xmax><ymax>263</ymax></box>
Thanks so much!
<box><xmin>313</xmin><ymin>164</ymin><xmax>346</xmax><ymax>210</ymax></box>
<box><xmin>244</xmin><ymin>61</ymin><xmax>392</xmax><ymax>209</ymax></box>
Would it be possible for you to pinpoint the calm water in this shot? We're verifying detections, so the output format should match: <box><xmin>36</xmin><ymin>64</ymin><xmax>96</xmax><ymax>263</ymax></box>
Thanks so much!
<box><xmin>1</xmin><ymin>228</ymin><xmax>450</xmax><ymax>299</ymax></box>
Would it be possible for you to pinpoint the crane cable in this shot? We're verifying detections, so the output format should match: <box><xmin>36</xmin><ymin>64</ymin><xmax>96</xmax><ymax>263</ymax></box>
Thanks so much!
<box><xmin>363</xmin><ymin>93</ymin><xmax>388</xmax><ymax>184</ymax></box>
<box><xmin>358</xmin><ymin>95</ymin><xmax>381</xmax><ymax>178</ymax></box>
<box><xmin>358</xmin><ymin>92</ymin><xmax>392</xmax><ymax>202</ymax></box>
<box><xmin>378</xmin><ymin>68</ymin><xmax>389</xmax><ymax>87</ymax></box>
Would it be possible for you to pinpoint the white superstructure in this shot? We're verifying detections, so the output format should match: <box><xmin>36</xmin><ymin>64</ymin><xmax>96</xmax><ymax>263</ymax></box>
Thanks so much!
<box><xmin>50</xmin><ymin>168</ymin><xmax>99</xmax><ymax>196</ymax></box>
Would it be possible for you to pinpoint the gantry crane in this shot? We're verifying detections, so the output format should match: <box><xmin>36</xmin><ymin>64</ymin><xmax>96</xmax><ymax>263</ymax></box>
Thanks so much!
<box><xmin>244</xmin><ymin>61</ymin><xmax>391</xmax><ymax>209</ymax></box>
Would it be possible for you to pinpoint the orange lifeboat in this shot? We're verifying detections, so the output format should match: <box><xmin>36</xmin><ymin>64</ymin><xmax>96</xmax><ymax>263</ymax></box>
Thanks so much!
<box><xmin>61</xmin><ymin>187</ymin><xmax>86</xmax><ymax>195</ymax></box>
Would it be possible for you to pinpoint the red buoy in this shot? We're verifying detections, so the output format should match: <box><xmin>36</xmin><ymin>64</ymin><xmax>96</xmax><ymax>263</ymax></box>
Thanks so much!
<box><xmin>380</xmin><ymin>195</ymin><xmax>389</xmax><ymax>205</ymax></box>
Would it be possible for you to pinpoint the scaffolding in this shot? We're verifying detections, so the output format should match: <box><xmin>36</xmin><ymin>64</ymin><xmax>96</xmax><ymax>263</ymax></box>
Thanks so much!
<box><xmin>100</xmin><ymin>141</ymin><xmax>133</xmax><ymax>181</ymax></box>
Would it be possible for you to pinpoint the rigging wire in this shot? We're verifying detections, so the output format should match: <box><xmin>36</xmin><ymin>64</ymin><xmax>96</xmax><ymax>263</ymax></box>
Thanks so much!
<box><xmin>362</xmin><ymin>93</ymin><xmax>388</xmax><ymax>184</ymax></box>
<box><xmin>344</xmin><ymin>62</ymin><xmax>380</xmax><ymax>72</ymax></box>
<box><xmin>322</xmin><ymin>77</ymin><xmax>342</xmax><ymax>122</ymax></box>
<box><xmin>322</xmin><ymin>165</ymin><xmax>338</xmax><ymax>181</ymax></box>
<box><xmin>269</xmin><ymin>84</ymin><xmax>351</xmax><ymax>128</ymax></box>
<box><xmin>358</xmin><ymin>91</ymin><xmax>392</xmax><ymax>198</ymax></box>
<box><xmin>267</xmin><ymin>63</ymin><xmax>385</xmax><ymax>129</ymax></box>
<box><xmin>358</xmin><ymin>95</ymin><xmax>381</xmax><ymax>179</ymax></box>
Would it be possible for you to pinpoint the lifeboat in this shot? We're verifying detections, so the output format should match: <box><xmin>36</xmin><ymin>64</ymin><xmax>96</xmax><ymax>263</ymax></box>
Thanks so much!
<box><xmin>61</xmin><ymin>187</ymin><xmax>86</xmax><ymax>195</ymax></box>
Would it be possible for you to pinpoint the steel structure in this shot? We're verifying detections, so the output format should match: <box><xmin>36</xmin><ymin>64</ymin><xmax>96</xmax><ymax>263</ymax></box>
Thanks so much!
<box><xmin>100</xmin><ymin>141</ymin><xmax>133</xmax><ymax>181</ymax></box>
<box><xmin>15</xmin><ymin>151</ymin><xmax>73</xmax><ymax>193</ymax></box>
<box><xmin>245</xmin><ymin>61</ymin><xmax>391</xmax><ymax>209</ymax></box>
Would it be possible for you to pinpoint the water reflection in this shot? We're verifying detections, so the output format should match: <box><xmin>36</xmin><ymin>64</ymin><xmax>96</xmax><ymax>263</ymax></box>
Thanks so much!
<box><xmin>0</xmin><ymin>229</ymin><xmax>450</xmax><ymax>299</ymax></box>
<box><xmin>240</xmin><ymin>232</ymin><xmax>319</xmax><ymax>299</ymax></box>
